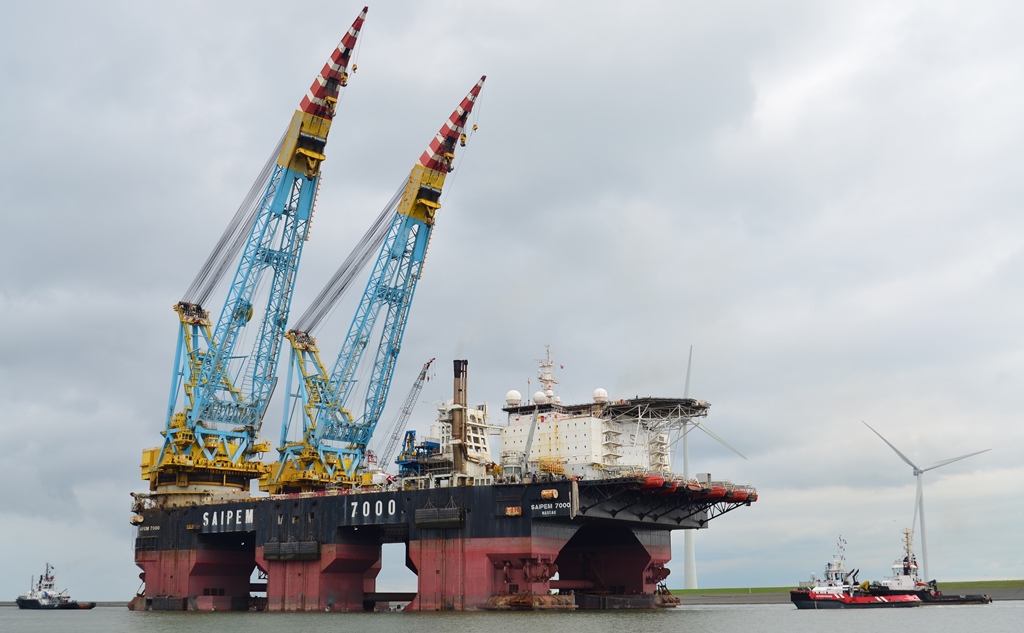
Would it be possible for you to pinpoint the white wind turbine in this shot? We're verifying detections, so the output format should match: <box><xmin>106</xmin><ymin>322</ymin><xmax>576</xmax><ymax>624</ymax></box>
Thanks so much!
<box><xmin>675</xmin><ymin>346</ymin><xmax>747</xmax><ymax>589</ymax></box>
<box><xmin>861</xmin><ymin>420</ymin><xmax>990</xmax><ymax>583</ymax></box>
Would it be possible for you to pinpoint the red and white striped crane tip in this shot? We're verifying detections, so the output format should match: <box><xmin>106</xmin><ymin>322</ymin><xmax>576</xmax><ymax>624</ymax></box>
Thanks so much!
<box><xmin>299</xmin><ymin>6</ymin><xmax>368</xmax><ymax>119</ymax></box>
<box><xmin>418</xmin><ymin>75</ymin><xmax>486</xmax><ymax>172</ymax></box>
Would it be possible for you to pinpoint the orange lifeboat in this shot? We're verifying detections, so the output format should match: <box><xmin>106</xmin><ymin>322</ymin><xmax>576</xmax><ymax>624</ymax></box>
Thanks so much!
<box><xmin>641</xmin><ymin>475</ymin><xmax>666</xmax><ymax>489</ymax></box>
<box><xmin>657</xmin><ymin>480</ymin><xmax>679</xmax><ymax>494</ymax></box>
<box><xmin>705</xmin><ymin>485</ymin><xmax>727</xmax><ymax>499</ymax></box>
<box><xmin>729</xmin><ymin>489</ymin><xmax>749</xmax><ymax>502</ymax></box>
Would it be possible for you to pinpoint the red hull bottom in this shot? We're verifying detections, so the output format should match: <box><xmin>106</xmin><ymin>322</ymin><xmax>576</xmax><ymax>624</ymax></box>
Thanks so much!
<box><xmin>134</xmin><ymin>529</ymin><xmax>674</xmax><ymax>611</ymax></box>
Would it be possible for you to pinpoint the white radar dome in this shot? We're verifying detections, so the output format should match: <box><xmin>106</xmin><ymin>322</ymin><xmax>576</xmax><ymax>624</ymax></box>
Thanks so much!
<box><xmin>533</xmin><ymin>391</ymin><xmax>548</xmax><ymax>405</ymax></box>
<box><xmin>593</xmin><ymin>388</ymin><xmax>608</xmax><ymax>403</ymax></box>
<box><xmin>505</xmin><ymin>390</ymin><xmax>522</xmax><ymax>406</ymax></box>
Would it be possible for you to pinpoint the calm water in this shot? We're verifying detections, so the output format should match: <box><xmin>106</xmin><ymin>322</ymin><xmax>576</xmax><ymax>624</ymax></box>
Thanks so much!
<box><xmin>2</xmin><ymin>602</ymin><xmax>1021</xmax><ymax>633</ymax></box>
<box><xmin>2</xmin><ymin>602</ymin><xmax>1024</xmax><ymax>633</ymax></box>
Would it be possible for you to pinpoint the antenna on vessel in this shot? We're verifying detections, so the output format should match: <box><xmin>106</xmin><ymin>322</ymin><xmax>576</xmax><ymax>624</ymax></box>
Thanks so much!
<box><xmin>861</xmin><ymin>420</ymin><xmax>990</xmax><ymax>583</ymax></box>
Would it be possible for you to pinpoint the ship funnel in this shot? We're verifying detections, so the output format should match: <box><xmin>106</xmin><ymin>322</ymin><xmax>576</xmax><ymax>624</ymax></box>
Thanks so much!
<box><xmin>453</xmin><ymin>359</ymin><xmax>468</xmax><ymax>407</ymax></box>
<box><xmin>452</xmin><ymin>360</ymin><xmax>469</xmax><ymax>475</ymax></box>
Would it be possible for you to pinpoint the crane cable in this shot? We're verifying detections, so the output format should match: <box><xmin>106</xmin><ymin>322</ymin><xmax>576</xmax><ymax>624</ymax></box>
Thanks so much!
<box><xmin>438</xmin><ymin>84</ymin><xmax>484</xmax><ymax>211</ymax></box>
<box><xmin>292</xmin><ymin>178</ymin><xmax>406</xmax><ymax>334</ymax></box>
<box><xmin>350</xmin><ymin>13</ymin><xmax>365</xmax><ymax>79</ymax></box>
<box><xmin>333</xmin><ymin>14</ymin><xmax>365</xmax><ymax>112</ymax></box>
<box><xmin>183</xmin><ymin>132</ymin><xmax>287</xmax><ymax>306</ymax></box>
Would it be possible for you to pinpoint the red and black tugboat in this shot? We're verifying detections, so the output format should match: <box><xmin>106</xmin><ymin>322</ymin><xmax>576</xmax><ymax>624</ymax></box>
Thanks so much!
<box><xmin>790</xmin><ymin>538</ymin><xmax>921</xmax><ymax>609</ymax></box>
<box><xmin>866</xmin><ymin>529</ymin><xmax>992</xmax><ymax>605</ymax></box>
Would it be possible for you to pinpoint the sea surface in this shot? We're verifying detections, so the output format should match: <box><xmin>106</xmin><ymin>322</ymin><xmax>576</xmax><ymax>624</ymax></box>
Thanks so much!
<box><xmin>2</xmin><ymin>602</ymin><xmax>1021</xmax><ymax>633</ymax></box>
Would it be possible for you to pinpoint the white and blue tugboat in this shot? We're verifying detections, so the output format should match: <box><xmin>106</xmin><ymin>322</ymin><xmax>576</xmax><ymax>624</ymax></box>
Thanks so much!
<box><xmin>16</xmin><ymin>563</ymin><xmax>95</xmax><ymax>610</ymax></box>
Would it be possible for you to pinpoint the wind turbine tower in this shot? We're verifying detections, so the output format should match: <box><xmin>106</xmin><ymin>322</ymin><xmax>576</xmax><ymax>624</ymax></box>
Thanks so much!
<box><xmin>861</xmin><ymin>421</ymin><xmax>990</xmax><ymax>583</ymax></box>
<box><xmin>681</xmin><ymin>347</ymin><xmax>696</xmax><ymax>589</ymax></box>
<box><xmin>675</xmin><ymin>346</ymin><xmax>747</xmax><ymax>589</ymax></box>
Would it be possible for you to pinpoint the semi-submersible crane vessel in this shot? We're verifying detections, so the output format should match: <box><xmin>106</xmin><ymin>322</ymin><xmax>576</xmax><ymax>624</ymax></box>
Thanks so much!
<box><xmin>130</xmin><ymin>8</ymin><xmax>757</xmax><ymax>612</ymax></box>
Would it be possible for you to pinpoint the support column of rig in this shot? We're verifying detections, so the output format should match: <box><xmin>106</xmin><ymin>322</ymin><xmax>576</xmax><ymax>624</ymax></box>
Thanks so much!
<box><xmin>256</xmin><ymin>537</ymin><xmax>381</xmax><ymax>611</ymax></box>
<box><xmin>406</xmin><ymin>533</ymin><xmax>570</xmax><ymax>610</ymax></box>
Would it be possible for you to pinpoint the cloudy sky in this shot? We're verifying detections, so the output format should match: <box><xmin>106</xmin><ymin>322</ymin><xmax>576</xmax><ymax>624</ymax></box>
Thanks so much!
<box><xmin>2</xmin><ymin>0</ymin><xmax>1023</xmax><ymax>600</ymax></box>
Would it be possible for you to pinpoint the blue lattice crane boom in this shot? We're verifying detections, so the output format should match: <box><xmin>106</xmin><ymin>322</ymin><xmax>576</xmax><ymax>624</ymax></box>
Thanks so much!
<box><xmin>263</xmin><ymin>77</ymin><xmax>485</xmax><ymax>493</ymax></box>
<box><xmin>376</xmin><ymin>358</ymin><xmax>435</xmax><ymax>472</ymax></box>
<box><xmin>140</xmin><ymin>8</ymin><xmax>368</xmax><ymax>494</ymax></box>
<box><xmin>330</xmin><ymin>78</ymin><xmax>485</xmax><ymax>449</ymax></box>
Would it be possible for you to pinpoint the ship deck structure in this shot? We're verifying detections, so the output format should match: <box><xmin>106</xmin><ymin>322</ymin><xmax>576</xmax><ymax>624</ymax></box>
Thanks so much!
<box><xmin>132</xmin><ymin>353</ymin><xmax>757</xmax><ymax>611</ymax></box>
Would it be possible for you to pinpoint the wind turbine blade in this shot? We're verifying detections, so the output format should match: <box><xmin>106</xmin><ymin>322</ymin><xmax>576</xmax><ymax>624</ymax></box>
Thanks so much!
<box><xmin>920</xmin><ymin>448</ymin><xmax>991</xmax><ymax>473</ymax></box>
<box><xmin>696</xmin><ymin>423</ymin><xmax>747</xmax><ymax>460</ymax></box>
<box><xmin>862</xmin><ymin>420</ymin><xmax>920</xmax><ymax>470</ymax></box>
<box><xmin>679</xmin><ymin>424</ymin><xmax>698</xmax><ymax>437</ymax></box>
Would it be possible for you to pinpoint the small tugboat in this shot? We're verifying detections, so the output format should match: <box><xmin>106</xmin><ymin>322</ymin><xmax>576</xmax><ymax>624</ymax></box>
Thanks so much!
<box><xmin>866</xmin><ymin>529</ymin><xmax>992</xmax><ymax>605</ymax></box>
<box><xmin>790</xmin><ymin>537</ymin><xmax>921</xmax><ymax>609</ymax></box>
<box><xmin>16</xmin><ymin>563</ymin><xmax>96</xmax><ymax>610</ymax></box>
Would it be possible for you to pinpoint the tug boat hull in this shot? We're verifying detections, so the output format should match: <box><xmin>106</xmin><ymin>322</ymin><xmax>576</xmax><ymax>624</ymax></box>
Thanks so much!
<box><xmin>790</xmin><ymin>589</ymin><xmax>921</xmax><ymax>609</ymax></box>
<box><xmin>867</xmin><ymin>587</ymin><xmax>992</xmax><ymax>605</ymax></box>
